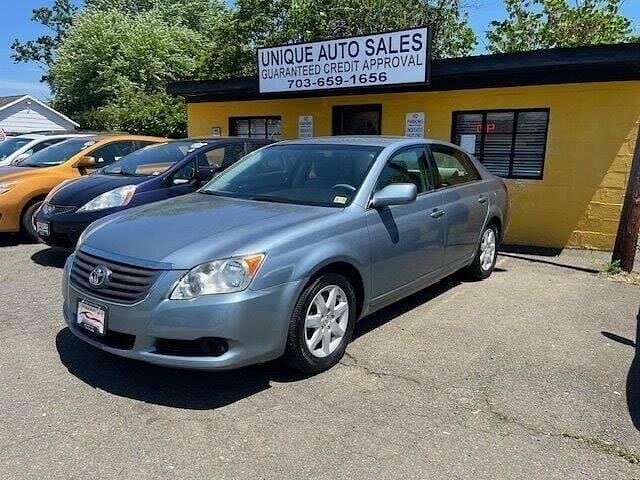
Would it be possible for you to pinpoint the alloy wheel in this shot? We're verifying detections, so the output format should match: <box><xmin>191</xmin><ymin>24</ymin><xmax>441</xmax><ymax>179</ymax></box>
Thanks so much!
<box><xmin>480</xmin><ymin>228</ymin><xmax>497</xmax><ymax>271</ymax></box>
<box><xmin>304</xmin><ymin>285</ymin><xmax>350</xmax><ymax>358</ymax></box>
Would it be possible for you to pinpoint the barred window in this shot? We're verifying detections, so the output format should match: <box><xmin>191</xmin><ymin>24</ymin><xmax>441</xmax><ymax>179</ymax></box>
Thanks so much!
<box><xmin>229</xmin><ymin>116</ymin><xmax>281</xmax><ymax>140</ymax></box>
<box><xmin>452</xmin><ymin>109</ymin><xmax>549</xmax><ymax>179</ymax></box>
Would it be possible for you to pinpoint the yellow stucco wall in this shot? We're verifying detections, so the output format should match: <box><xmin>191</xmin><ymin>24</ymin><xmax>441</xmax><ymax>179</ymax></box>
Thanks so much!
<box><xmin>186</xmin><ymin>81</ymin><xmax>640</xmax><ymax>250</ymax></box>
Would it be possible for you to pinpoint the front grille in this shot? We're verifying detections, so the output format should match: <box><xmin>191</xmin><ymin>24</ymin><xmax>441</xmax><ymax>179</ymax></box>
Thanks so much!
<box><xmin>73</xmin><ymin>324</ymin><xmax>136</xmax><ymax>350</ymax></box>
<box><xmin>70</xmin><ymin>249</ymin><xmax>161</xmax><ymax>304</ymax></box>
<box><xmin>43</xmin><ymin>203</ymin><xmax>75</xmax><ymax>215</ymax></box>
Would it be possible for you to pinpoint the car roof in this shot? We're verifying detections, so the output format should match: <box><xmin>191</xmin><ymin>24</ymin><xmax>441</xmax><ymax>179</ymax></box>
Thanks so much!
<box><xmin>177</xmin><ymin>137</ymin><xmax>271</xmax><ymax>143</ymax></box>
<box><xmin>275</xmin><ymin>136</ymin><xmax>456</xmax><ymax>148</ymax></box>
<box><xmin>13</xmin><ymin>133</ymin><xmax>92</xmax><ymax>141</ymax></box>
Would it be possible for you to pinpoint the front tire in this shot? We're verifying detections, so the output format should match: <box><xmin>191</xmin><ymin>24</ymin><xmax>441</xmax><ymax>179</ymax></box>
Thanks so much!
<box><xmin>284</xmin><ymin>273</ymin><xmax>356</xmax><ymax>374</ymax></box>
<box><xmin>467</xmin><ymin>223</ymin><xmax>498</xmax><ymax>280</ymax></box>
<box><xmin>21</xmin><ymin>201</ymin><xmax>43</xmax><ymax>243</ymax></box>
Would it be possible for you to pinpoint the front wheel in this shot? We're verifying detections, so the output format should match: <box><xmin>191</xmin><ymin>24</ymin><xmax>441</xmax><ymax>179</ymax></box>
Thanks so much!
<box><xmin>467</xmin><ymin>223</ymin><xmax>498</xmax><ymax>280</ymax></box>
<box><xmin>284</xmin><ymin>273</ymin><xmax>356</xmax><ymax>374</ymax></box>
<box><xmin>21</xmin><ymin>201</ymin><xmax>43</xmax><ymax>243</ymax></box>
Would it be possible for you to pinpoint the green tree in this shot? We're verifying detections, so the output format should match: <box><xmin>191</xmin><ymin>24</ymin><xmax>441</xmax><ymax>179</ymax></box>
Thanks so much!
<box><xmin>49</xmin><ymin>9</ymin><xmax>211</xmax><ymax>135</ymax></box>
<box><xmin>11</xmin><ymin>0</ymin><xmax>78</xmax><ymax>76</ymax></box>
<box><xmin>487</xmin><ymin>0</ymin><xmax>638</xmax><ymax>53</ymax></box>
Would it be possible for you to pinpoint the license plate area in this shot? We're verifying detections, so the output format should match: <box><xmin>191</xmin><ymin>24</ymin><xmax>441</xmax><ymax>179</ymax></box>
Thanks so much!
<box><xmin>36</xmin><ymin>221</ymin><xmax>49</xmax><ymax>236</ymax></box>
<box><xmin>77</xmin><ymin>300</ymin><xmax>107</xmax><ymax>336</ymax></box>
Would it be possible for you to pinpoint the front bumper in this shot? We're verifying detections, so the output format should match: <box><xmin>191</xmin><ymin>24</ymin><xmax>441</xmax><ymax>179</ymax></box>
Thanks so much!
<box><xmin>36</xmin><ymin>208</ymin><xmax>117</xmax><ymax>248</ymax></box>
<box><xmin>62</xmin><ymin>254</ymin><xmax>303</xmax><ymax>370</ymax></box>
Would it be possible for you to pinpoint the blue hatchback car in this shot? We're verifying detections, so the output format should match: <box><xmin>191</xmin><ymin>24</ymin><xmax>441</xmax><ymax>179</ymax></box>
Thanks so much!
<box><xmin>62</xmin><ymin>137</ymin><xmax>508</xmax><ymax>374</ymax></box>
<box><xmin>36</xmin><ymin>137</ymin><xmax>271</xmax><ymax>248</ymax></box>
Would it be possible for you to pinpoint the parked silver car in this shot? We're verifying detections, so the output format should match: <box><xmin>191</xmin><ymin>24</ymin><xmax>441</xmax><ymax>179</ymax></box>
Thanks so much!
<box><xmin>62</xmin><ymin>137</ymin><xmax>508</xmax><ymax>373</ymax></box>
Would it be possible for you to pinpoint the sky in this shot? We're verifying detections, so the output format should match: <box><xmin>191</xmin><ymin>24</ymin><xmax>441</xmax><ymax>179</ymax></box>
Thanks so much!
<box><xmin>0</xmin><ymin>0</ymin><xmax>638</xmax><ymax>101</ymax></box>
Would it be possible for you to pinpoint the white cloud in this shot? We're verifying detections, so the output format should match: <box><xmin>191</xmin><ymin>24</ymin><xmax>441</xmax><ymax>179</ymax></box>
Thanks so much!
<box><xmin>0</xmin><ymin>79</ymin><xmax>50</xmax><ymax>100</ymax></box>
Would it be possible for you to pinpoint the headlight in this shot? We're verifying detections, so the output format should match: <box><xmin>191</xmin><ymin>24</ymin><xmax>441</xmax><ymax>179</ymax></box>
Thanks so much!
<box><xmin>77</xmin><ymin>185</ymin><xmax>137</xmax><ymax>212</ymax></box>
<box><xmin>170</xmin><ymin>254</ymin><xmax>265</xmax><ymax>299</ymax></box>
<box><xmin>0</xmin><ymin>181</ymin><xmax>19</xmax><ymax>195</ymax></box>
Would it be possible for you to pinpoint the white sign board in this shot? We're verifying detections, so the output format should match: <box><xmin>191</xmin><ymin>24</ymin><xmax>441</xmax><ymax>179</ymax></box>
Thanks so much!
<box><xmin>258</xmin><ymin>27</ymin><xmax>431</xmax><ymax>94</ymax></box>
<box><xmin>298</xmin><ymin>115</ymin><xmax>314</xmax><ymax>138</ymax></box>
<box><xmin>405</xmin><ymin>112</ymin><xmax>425</xmax><ymax>137</ymax></box>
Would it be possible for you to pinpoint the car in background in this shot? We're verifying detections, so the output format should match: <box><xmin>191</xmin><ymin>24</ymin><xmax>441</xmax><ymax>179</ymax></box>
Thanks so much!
<box><xmin>62</xmin><ymin>137</ymin><xmax>508</xmax><ymax>374</ymax></box>
<box><xmin>0</xmin><ymin>132</ymin><xmax>93</xmax><ymax>167</ymax></box>
<box><xmin>0</xmin><ymin>134</ymin><xmax>164</xmax><ymax>241</ymax></box>
<box><xmin>36</xmin><ymin>137</ymin><xmax>271</xmax><ymax>248</ymax></box>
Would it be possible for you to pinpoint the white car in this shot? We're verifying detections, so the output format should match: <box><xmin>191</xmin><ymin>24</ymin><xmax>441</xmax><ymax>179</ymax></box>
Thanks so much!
<box><xmin>0</xmin><ymin>132</ymin><xmax>92</xmax><ymax>167</ymax></box>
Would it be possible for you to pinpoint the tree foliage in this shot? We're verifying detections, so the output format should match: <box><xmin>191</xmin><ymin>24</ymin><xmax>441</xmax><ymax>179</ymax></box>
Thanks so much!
<box><xmin>11</xmin><ymin>0</ymin><xmax>77</xmax><ymax>75</ymax></box>
<box><xmin>487</xmin><ymin>0</ymin><xmax>638</xmax><ymax>53</ymax></box>
<box><xmin>48</xmin><ymin>9</ymin><xmax>211</xmax><ymax>135</ymax></box>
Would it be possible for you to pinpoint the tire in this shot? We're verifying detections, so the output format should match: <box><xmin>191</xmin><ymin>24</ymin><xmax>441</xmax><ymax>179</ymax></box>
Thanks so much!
<box><xmin>467</xmin><ymin>223</ymin><xmax>499</xmax><ymax>280</ymax></box>
<box><xmin>284</xmin><ymin>272</ymin><xmax>357</xmax><ymax>374</ymax></box>
<box><xmin>21</xmin><ymin>200</ymin><xmax>44</xmax><ymax>243</ymax></box>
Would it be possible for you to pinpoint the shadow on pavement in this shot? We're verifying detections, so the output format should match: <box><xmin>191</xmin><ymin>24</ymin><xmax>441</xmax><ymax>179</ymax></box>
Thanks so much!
<box><xmin>0</xmin><ymin>233</ymin><xmax>22</xmax><ymax>247</ymax></box>
<box><xmin>56</xmin><ymin>270</ymin><xmax>475</xmax><ymax>410</ymax></box>
<box><xmin>56</xmin><ymin>327</ymin><xmax>306</xmax><ymax>410</ymax></box>
<box><xmin>31</xmin><ymin>247</ymin><xmax>70</xmax><ymax>268</ymax></box>
<box><xmin>354</xmin><ymin>273</ymin><xmax>462</xmax><ymax>340</ymax></box>
<box><xmin>627</xmin><ymin>309</ymin><xmax>640</xmax><ymax>431</ymax></box>
<box><xmin>498</xmin><ymin>252</ymin><xmax>599</xmax><ymax>274</ymax></box>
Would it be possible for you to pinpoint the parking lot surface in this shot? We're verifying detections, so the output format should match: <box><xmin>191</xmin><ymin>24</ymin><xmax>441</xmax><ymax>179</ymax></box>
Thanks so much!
<box><xmin>1</xmin><ymin>238</ymin><xmax>639</xmax><ymax>479</ymax></box>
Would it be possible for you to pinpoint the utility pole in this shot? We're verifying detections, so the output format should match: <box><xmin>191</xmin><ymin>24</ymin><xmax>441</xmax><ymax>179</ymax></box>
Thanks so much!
<box><xmin>612</xmin><ymin>123</ymin><xmax>640</xmax><ymax>273</ymax></box>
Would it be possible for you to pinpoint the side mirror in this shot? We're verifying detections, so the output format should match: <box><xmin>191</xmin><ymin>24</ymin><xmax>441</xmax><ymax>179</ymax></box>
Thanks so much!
<box><xmin>13</xmin><ymin>152</ymin><xmax>31</xmax><ymax>164</ymax></box>
<box><xmin>75</xmin><ymin>156</ymin><xmax>96</xmax><ymax>169</ymax></box>
<box><xmin>371</xmin><ymin>183</ymin><xmax>418</xmax><ymax>208</ymax></box>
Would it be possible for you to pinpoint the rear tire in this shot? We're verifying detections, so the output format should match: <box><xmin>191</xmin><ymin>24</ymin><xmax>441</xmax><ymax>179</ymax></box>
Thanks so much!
<box><xmin>467</xmin><ymin>223</ymin><xmax>498</xmax><ymax>280</ymax></box>
<box><xmin>284</xmin><ymin>273</ymin><xmax>356</xmax><ymax>374</ymax></box>
<box><xmin>21</xmin><ymin>201</ymin><xmax>43</xmax><ymax>243</ymax></box>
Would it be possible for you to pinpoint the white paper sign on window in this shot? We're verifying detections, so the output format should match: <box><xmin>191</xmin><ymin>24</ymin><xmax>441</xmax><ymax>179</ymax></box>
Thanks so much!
<box><xmin>405</xmin><ymin>112</ymin><xmax>425</xmax><ymax>138</ymax></box>
<box><xmin>460</xmin><ymin>134</ymin><xmax>477</xmax><ymax>154</ymax></box>
<box><xmin>258</xmin><ymin>27</ymin><xmax>431</xmax><ymax>94</ymax></box>
<box><xmin>298</xmin><ymin>115</ymin><xmax>313</xmax><ymax>138</ymax></box>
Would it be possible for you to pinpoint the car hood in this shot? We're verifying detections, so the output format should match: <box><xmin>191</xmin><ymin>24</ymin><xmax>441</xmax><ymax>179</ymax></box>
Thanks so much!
<box><xmin>0</xmin><ymin>166</ymin><xmax>40</xmax><ymax>181</ymax></box>
<box><xmin>82</xmin><ymin>193</ymin><xmax>334</xmax><ymax>269</ymax></box>
<box><xmin>51</xmin><ymin>174</ymin><xmax>150</xmax><ymax>206</ymax></box>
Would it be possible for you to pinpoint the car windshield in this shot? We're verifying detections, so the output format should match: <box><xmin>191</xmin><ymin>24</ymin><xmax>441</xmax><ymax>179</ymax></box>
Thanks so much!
<box><xmin>19</xmin><ymin>138</ymin><xmax>97</xmax><ymax>168</ymax></box>
<box><xmin>102</xmin><ymin>141</ymin><xmax>192</xmax><ymax>176</ymax></box>
<box><xmin>0</xmin><ymin>138</ymin><xmax>32</xmax><ymax>161</ymax></box>
<box><xmin>200</xmin><ymin>144</ymin><xmax>382</xmax><ymax>207</ymax></box>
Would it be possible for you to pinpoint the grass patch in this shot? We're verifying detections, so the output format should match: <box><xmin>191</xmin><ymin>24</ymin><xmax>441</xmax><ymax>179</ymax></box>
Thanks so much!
<box><xmin>604</xmin><ymin>259</ymin><xmax>623</xmax><ymax>275</ymax></box>
<box><xmin>562</xmin><ymin>430</ymin><xmax>640</xmax><ymax>464</ymax></box>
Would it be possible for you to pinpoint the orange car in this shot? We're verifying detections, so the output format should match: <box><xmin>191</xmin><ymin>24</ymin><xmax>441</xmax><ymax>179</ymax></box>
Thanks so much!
<box><xmin>0</xmin><ymin>134</ymin><xmax>165</xmax><ymax>241</ymax></box>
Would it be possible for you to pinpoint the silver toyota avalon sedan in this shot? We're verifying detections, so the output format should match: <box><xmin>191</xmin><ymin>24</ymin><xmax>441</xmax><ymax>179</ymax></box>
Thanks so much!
<box><xmin>62</xmin><ymin>137</ymin><xmax>508</xmax><ymax>373</ymax></box>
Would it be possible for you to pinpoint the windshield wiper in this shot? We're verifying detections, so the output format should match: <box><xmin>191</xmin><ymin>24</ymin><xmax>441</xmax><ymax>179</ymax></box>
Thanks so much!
<box><xmin>246</xmin><ymin>195</ymin><xmax>292</xmax><ymax>204</ymax></box>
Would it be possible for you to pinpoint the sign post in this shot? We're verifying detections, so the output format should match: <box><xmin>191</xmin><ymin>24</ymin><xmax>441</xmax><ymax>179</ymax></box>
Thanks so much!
<box><xmin>258</xmin><ymin>27</ymin><xmax>431</xmax><ymax>94</ymax></box>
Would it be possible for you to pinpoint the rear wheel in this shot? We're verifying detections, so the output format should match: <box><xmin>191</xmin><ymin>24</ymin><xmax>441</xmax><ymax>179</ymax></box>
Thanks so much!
<box><xmin>21</xmin><ymin>200</ymin><xmax>44</xmax><ymax>243</ymax></box>
<box><xmin>284</xmin><ymin>273</ymin><xmax>356</xmax><ymax>374</ymax></box>
<box><xmin>467</xmin><ymin>223</ymin><xmax>498</xmax><ymax>280</ymax></box>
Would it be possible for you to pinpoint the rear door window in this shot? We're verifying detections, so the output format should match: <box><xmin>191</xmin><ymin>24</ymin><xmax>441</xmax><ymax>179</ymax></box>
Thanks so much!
<box><xmin>203</xmin><ymin>144</ymin><xmax>246</xmax><ymax>169</ymax></box>
<box><xmin>92</xmin><ymin>141</ymin><xmax>137</xmax><ymax>166</ymax></box>
<box><xmin>429</xmin><ymin>144</ymin><xmax>480</xmax><ymax>187</ymax></box>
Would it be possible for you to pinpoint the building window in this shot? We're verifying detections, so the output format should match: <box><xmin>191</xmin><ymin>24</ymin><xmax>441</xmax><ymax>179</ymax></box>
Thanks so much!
<box><xmin>229</xmin><ymin>116</ymin><xmax>281</xmax><ymax>140</ymax></box>
<box><xmin>333</xmin><ymin>104</ymin><xmax>382</xmax><ymax>135</ymax></box>
<box><xmin>451</xmin><ymin>109</ymin><xmax>549</xmax><ymax>180</ymax></box>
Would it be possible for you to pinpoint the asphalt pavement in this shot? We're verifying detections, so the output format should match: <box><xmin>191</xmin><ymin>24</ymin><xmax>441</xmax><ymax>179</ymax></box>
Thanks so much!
<box><xmin>0</xmin><ymin>236</ymin><xmax>639</xmax><ymax>479</ymax></box>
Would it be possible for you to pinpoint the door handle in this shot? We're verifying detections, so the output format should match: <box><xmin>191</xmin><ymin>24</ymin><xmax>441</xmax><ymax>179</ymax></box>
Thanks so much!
<box><xmin>478</xmin><ymin>194</ymin><xmax>488</xmax><ymax>204</ymax></box>
<box><xmin>430</xmin><ymin>209</ymin><xmax>445</xmax><ymax>219</ymax></box>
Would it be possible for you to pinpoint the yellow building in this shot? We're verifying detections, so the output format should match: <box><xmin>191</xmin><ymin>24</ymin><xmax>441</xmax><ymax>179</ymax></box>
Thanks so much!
<box><xmin>169</xmin><ymin>43</ymin><xmax>640</xmax><ymax>251</ymax></box>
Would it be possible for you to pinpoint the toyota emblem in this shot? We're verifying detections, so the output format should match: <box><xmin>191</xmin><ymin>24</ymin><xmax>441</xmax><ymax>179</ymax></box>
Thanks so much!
<box><xmin>88</xmin><ymin>265</ymin><xmax>111</xmax><ymax>288</ymax></box>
